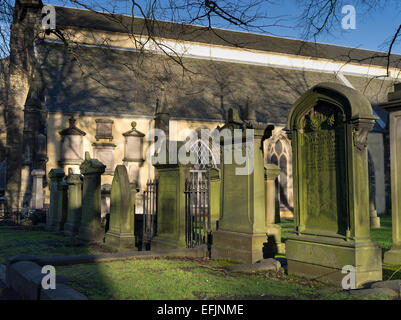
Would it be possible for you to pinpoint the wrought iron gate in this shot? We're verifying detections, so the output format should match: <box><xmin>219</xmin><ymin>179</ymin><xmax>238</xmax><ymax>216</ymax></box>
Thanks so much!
<box><xmin>185</xmin><ymin>171</ymin><xmax>212</xmax><ymax>252</ymax></box>
<box><xmin>142</xmin><ymin>179</ymin><xmax>158</xmax><ymax>250</ymax></box>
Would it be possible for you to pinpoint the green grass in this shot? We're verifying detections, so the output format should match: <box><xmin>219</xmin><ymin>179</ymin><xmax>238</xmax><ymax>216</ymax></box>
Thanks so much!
<box><xmin>0</xmin><ymin>229</ymin><xmax>110</xmax><ymax>263</ymax></box>
<box><xmin>57</xmin><ymin>258</ymin><xmax>353</xmax><ymax>300</ymax></box>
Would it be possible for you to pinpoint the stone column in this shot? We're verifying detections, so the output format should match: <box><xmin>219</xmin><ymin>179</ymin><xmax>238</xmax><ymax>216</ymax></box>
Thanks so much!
<box><xmin>209</xmin><ymin>168</ymin><xmax>221</xmax><ymax>232</ymax></box>
<box><xmin>264</xmin><ymin>164</ymin><xmax>285</xmax><ymax>255</ymax></box>
<box><xmin>55</xmin><ymin>181</ymin><xmax>68</xmax><ymax>231</ymax></box>
<box><xmin>78</xmin><ymin>152</ymin><xmax>106</xmax><ymax>242</ymax></box>
<box><xmin>105</xmin><ymin>165</ymin><xmax>135</xmax><ymax>249</ymax></box>
<box><xmin>46</xmin><ymin>169</ymin><xmax>65</xmax><ymax>231</ymax></box>
<box><xmin>212</xmin><ymin>107</ymin><xmax>274</xmax><ymax>264</ymax></box>
<box><xmin>381</xmin><ymin>84</ymin><xmax>401</xmax><ymax>265</ymax></box>
<box><xmin>31</xmin><ymin>169</ymin><xmax>45</xmax><ymax>210</ymax></box>
<box><xmin>64</xmin><ymin>169</ymin><xmax>83</xmax><ymax>236</ymax></box>
<box><xmin>369</xmin><ymin>180</ymin><xmax>381</xmax><ymax>229</ymax></box>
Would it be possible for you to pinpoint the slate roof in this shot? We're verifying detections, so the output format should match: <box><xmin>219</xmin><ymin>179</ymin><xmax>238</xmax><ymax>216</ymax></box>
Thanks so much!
<box><xmin>53</xmin><ymin>6</ymin><xmax>401</xmax><ymax>68</ymax></box>
<box><xmin>37</xmin><ymin>41</ymin><xmax>393</xmax><ymax>126</ymax></box>
<box><xmin>35</xmin><ymin>6</ymin><xmax>394</xmax><ymax>127</ymax></box>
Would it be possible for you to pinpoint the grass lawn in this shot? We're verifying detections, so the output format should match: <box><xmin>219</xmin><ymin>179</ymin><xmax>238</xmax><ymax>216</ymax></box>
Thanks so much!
<box><xmin>0</xmin><ymin>229</ymin><xmax>111</xmax><ymax>263</ymax></box>
<box><xmin>56</xmin><ymin>257</ymin><xmax>354</xmax><ymax>300</ymax></box>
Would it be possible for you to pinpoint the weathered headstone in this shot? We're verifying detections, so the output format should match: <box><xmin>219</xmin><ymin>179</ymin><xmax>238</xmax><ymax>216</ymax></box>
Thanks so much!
<box><xmin>30</xmin><ymin>169</ymin><xmax>45</xmax><ymax>210</ymax></box>
<box><xmin>78</xmin><ymin>152</ymin><xmax>106</xmax><ymax>242</ymax></box>
<box><xmin>46</xmin><ymin>169</ymin><xmax>65</xmax><ymax>231</ymax></box>
<box><xmin>54</xmin><ymin>181</ymin><xmax>68</xmax><ymax>231</ymax></box>
<box><xmin>286</xmin><ymin>82</ymin><xmax>382</xmax><ymax>287</ymax></box>
<box><xmin>264</xmin><ymin>163</ymin><xmax>285</xmax><ymax>255</ymax></box>
<box><xmin>64</xmin><ymin>168</ymin><xmax>83</xmax><ymax>236</ymax></box>
<box><xmin>381</xmin><ymin>83</ymin><xmax>401</xmax><ymax>265</ymax></box>
<box><xmin>212</xmin><ymin>106</ymin><xmax>274</xmax><ymax>264</ymax></box>
<box><xmin>105</xmin><ymin>165</ymin><xmax>135</xmax><ymax>249</ymax></box>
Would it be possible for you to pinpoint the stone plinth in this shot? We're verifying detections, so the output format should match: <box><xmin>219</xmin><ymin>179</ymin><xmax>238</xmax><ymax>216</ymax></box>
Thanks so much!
<box><xmin>105</xmin><ymin>165</ymin><xmax>135</xmax><ymax>249</ymax></box>
<box><xmin>64</xmin><ymin>168</ymin><xmax>83</xmax><ymax>236</ymax></box>
<box><xmin>78</xmin><ymin>152</ymin><xmax>106</xmax><ymax>242</ymax></box>
<box><xmin>286</xmin><ymin>82</ymin><xmax>382</xmax><ymax>288</ymax></box>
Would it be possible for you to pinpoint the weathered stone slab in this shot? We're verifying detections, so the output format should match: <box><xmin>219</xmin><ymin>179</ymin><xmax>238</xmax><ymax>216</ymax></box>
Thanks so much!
<box><xmin>348</xmin><ymin>287</ymin><xmax>399</xmax><ymax>299</ymax></box>
<box><xmin>227</xmin><ymin>258</ymin><xmax>281</xmax><ymax>273</ymax></box>
<box><xmin>64</xmin><ymin>168</ymin><xmax>83</xmax><ymax>236</ymax></box>
<box><xmin>105</xmin><ymin>165</ymin><xmax>135</xmax><ymax>249</ymax></box>
<box><xmin>40</xmin><ymin>283</ymin><xmax>88</xmax><ymax>300</ymax></box>
<box><xmin>46</xmin><ymin>169</ymin><xmax>65</xmax><ymax>231</ymax></box>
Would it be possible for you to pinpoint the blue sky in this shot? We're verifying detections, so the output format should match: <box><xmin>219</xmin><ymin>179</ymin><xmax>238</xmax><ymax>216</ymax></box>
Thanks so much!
<box><xmin>43</xmin><ymin>0</ymin><xmax>401</xmax><ymax>54</ymax></box>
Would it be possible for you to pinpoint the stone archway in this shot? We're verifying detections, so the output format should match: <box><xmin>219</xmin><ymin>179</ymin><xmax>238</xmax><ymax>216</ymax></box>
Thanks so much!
<box><xmin>266</xmin><ymin>129</ymin><xmax>294</xmax><ymax>218</ymax></box>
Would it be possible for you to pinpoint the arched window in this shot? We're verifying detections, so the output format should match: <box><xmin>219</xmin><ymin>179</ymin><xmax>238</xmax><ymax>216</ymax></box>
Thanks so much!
<box><xmin>266</xmin><ymin>129</ymin><xmax>294</xmax><ymax>217</ymax></box>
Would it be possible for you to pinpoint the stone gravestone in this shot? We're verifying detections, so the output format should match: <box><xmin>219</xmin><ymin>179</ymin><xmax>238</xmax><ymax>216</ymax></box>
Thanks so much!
<box><xmin>105</xmin><ymin>165</ymin><xmax>135</xmax><ymax>249</ymax></box>
<box><xmin>212</xmin><ymin>106</ymin><xmax>274</xmax><ymax>264</ymax></box>
<box><xmin>78</xmin><ymin>152</ymin><xmax>106</xmax><ymax>242</ymax></box>
<box><xmin>46</xmin><ymin>169</ymin><xmax>65</xmax><ymax>231</ymax></box>
<box><xmin>286</xmin><ymin>82</ymin><xmax>382</xmax><ymax>287</ymax></box>
<box><xmin>64</xmin><ymin>168</ymin><xmax>83</xmax><ymax>236</ymax></box>
<box><xmin>381</xmin><ymin>83</ymin><xmax>401</xmax><ymax>265</ymax></box>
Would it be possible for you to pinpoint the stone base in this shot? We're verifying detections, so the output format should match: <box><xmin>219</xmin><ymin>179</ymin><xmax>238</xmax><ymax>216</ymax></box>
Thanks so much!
<box><xmin>286</xmin><ymin>235</ymin><xmax>382</xmax><ymax>288</ymax></box>
<box><xmin>105</xmin><ymin>231</ymin><xmax>135</xmax><ymax>249</ymax></box>
<box><xmin>78</xmin><ymin>225</ymin><xmax>104</xmax><ymax>243</ymax></box>
<box><xmin>384</xmin><ymin>247</ymin><xmax>401</xmax><ymax>265</ymax></box>
<box><xmin>370</xmin><ymin>215</ymin><xmax>381</xmax><ymax>229</ymax></box>
<box><xmin>266</xmin><ymin>224</ymin><xmax>285</xmax><ymax>255</ymax></box>
<box><xmin>151</xmin><ymin>236</ymin><xmax>186</xmax><ymax>251</ymax></box>
<box><xmin>212</xmin><ymin>230</ymin><xmax>267</xmax><ymax>264</ymax></box>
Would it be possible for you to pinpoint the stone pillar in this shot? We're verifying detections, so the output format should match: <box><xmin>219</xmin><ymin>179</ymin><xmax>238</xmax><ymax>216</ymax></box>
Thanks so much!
<box><xmin>209</xmin><ymin>168</ymin><xmax>221</xmax><ymax>231</ymax></box>
<box><xmin>46</xmin><ymin>169</ymin><xmax>65</xmax><ymax>231</ymax></box>
<box><xmin>78</xmin><ymin>152</ymin><xmax>106</xmax><ymax>242</ymax></box>
<box><xmin>151</xmin><ymin>142</ymin><xmax>191</xmax><ymax>250</ymax></box>
<box><xmin>105</xmin><ymin>165</ymin><xmax>135</xmax><ymax>249</ymax></box>
<box><xmin>64</xmin><ymin>169</ymin><xmax>83</xmax><ymax>236</ymax></box>
<box><xmin>212</xmin><ymin>107</ymin><xmax>274</xmax><ymax>264</ymax></box>
<box><xmin>264</xmin><ymin>164</ymin><xmax>285</xmax><ymax>255</ymax></box>
<box><xmin>55</xmin><ymin>181</ymin><xmax>68</xmax><ymax>231</ymax></box>
<box><xmin>286</xmin><ymin>82</ymin><xmax>382</xmax><ymax>288</ymax></box>
<box><xmin>369</xmin><ymin>180</ymin><xmax>381</xmax><ymax>229</ymax></box>
<box><xmin>59</xmin><ymin>117</ymin><xmax>86</xmax><ymax>171</ymax></box>
<box><xmin>101</xmin><ymin>184</ymin><xmax>111</xmax><ymax>221</ymax></box>
<box><xmin>30</xmin><ymin>169</ymin><xmax>45</xmax><ymax>210</ymax></box>
<box><xmin>381</xmin><ymin>84</ymin><xmax>401</xmax><ymax>265</ymax></box>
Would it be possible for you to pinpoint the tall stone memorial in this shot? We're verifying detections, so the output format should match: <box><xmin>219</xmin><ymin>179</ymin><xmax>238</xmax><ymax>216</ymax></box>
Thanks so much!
<box><xmin>46</xmin><ymin>169</ymin><xmax>65</xmax><ymax>231</ymax></box>
<box><xmin>64</xmin><ymin>168</ymin><xmax>83</xmax><ymax>236</ymax></box>
<box><xmin>105</xmin><ymin>165</ymin><xmax>135</xmax><ymax>249</ymax></box>
<box><xmin>286</xmin><ymin>83</ymin><xmax>382</xmax><ymax>287</ymax></box>
<box><xmin>78</xmin><ymin>152</ymin><xmax>106</xmax><ymax>242</ymax></box>
<box><xmin>212</xmin><ymin>107</ymin><xmax>274</xmax><ymax>264</ymax></box>
<box><xmin>381</xmin><ymin>83</ymin><xmax>401</xmax><ymax>265</ymax></box>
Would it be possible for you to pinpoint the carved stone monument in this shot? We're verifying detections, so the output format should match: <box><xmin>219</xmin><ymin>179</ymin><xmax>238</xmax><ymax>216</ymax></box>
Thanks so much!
<box><xmin>212</xmin><ymin>106</ymin><xmax>274</xmax><ymax>264</ymax></box>
<box><xmin>286</xmin><ymin>82</ymin><xmax>382</xmax><ymax>287</ymax></box>
<box><xmin>59</xmin><ymin>117</ymin><xmax>86</xmax><ymax>167</ymax></box>
<box><xmin>78</xmin><ymin>152</ymin><xmax>106</xmax><ymax>242</ymax></box>
<box><xmin>105</xmin><ymin>165</ymin><xmax>135</xmax><ymax>249</ymax></box>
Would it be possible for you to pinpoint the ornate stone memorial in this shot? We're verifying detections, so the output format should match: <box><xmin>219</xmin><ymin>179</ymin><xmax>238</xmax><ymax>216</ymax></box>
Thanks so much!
<box><xmin>105</xmin><ymin>165</ymin><xmax>135</xmax><ymax>249</ymax></box>
<box><xmin>286</xmin><ymin>82</ymin><xmax>382</xmax><ymax>287</ymax></box>
<box><xmin>59</xmin><ymin>117</ymin><xmax>86</xmax><ymax>166</ymax></box>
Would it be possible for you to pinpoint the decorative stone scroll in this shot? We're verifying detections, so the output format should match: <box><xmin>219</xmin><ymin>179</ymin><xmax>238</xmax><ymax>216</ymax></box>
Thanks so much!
<box><xmin>285</xmin><ymin>82</ymin><xmax>382</xmax><ymax>288</ymax></box>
